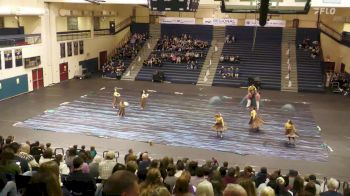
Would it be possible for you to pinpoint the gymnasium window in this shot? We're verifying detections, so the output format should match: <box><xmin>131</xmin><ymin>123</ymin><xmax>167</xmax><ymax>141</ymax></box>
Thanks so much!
<box><xmin>67</xmin><ymin>17</ymin><xmax>78</xmax><ymax>31</ymax></box>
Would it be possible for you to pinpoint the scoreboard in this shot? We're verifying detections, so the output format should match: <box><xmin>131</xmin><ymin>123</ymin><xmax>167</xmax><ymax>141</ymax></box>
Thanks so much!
<box><xmin>149</xmin><ymin>0</ymin><xmax>199</xmax><ymax>12</ymax></box>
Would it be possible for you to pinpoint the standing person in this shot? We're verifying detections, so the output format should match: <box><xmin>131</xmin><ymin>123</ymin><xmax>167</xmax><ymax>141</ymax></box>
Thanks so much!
<box><xmin>118</xmin><ymin>100</ymin><xmax>127</xmax><ymax>117</ymax></box>
<box><xmin>284</xmin><ymin>120</ymin><xmax>299</xmax><ymax>145</ymax></box>
<box><xmin>140</xmin><ymin>90</ymin><xmax>150</xmax><ymax>110</ymax></box>
<box><xmin>249</xmin><ymin>107</ymin><xmax>264</xmax><ymax>131</ymax></box>
<box><xmin>212</xmin><ymin>113</ymin><xmax>227</xmax><ymax>138</ymax></box>
<box><xmin>112</xmin><ymin>88</ymin><xmax>121</xmax><ymax>108</ymax></box>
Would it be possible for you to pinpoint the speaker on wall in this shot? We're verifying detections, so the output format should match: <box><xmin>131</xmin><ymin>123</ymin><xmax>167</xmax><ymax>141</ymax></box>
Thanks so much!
<box><xmin>259</xmin><ymin>0</ymin><xmax>269</xmax><ymax>26</ymax></box>
<box><xmin>109</xmin><ymin>21</ymin><xmax>115</xmax><ymax>34</ymax></box>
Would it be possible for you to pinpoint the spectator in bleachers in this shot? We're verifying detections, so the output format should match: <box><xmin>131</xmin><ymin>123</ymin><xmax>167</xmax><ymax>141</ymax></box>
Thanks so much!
<box><xmin>100</xmin><ymin>170</ymin><xmax>140</xmax><ymax>196</ymax></box>
<box><xmin>39</xmin><ymin>149</ymin><xmax>54</xmax><ymax>165</ymax></box>
<box><xmin>304</xmin><ymin>182</ymin><xmax>317</xmax><ymax>196</ymax></box>
<box><xmin>63</xmin><ymin>157</ymin><xmax>96</xmax><ymax>196</ymax></box>
<box><xmin>126</xmin><ymin>161</ymin><xmax>138</xmax><ymax>174</ymax></box>
<box><xmin>260</xmin><ymin>186</ymin><xmax>275</xmax><ymax>196</ymax></box>
<box><xmin>225</xmin><ymin>35</ymin><xmax>235</xmax><ymax>44</ymax></box>
<box><xmin>292</xmin><ymin>176</ymin><xmax>305</xmax><ymax>196</ymax></box>
<box><xmin>65</xmin><ymin>148</ymin><xmax>77</xmax><ymax>169</ymax></box>
<box><xmin>239</xmin><ymin>178</ymin><xmax>257</xmax><ymax>196</ymax></box>
<box><xmin>175</xmin><ymin>160</ymin><xmax>185</xmax><ymax>178</ymax></box>
<box><xmin>305</xmin><ymin>174</ymin><xmax>321</xmax><ymax>195</ymax></box>
<box><xmin>138</xmin><ymin>152</ymin><xmax>151</xmax><ymax>172</ymax></box>
<box><xmin>0</xmin><ymin>172</ymin><xmax>17</xmax><ymax>196</ymax></box>
<box><xmin>78</xmin><ymin>152</ymin><xmax>90</xmax><ymax>173</ymax></box>
<box><xmin>90</xmin><ymin>146</ymin><xmax>97</xmax><ymax>159</ymax></box>
<box><xmin>125</xmin><ymin>148</ymin><xmax>135</xmax><ymax>164</ymax></box>
<box><xmin>210</xmin><ymin>170</ymin><xmax>224</xmax><ymax>196</ymax></box>
<box><xmin>173</xmin><ymin>174</ymin><xmax>192</xmax><ymax>196</ymax></box>
<box><xmin>165</xmin><ymin>164</ymin><xmax>177</xmax><ymax>191</ymax></box>
<box><xmin>24</xmin><ymin>169</ymin><xmax>62</xmax><ymax>196</ymax></box>
<box><xmin>139</xmin><ymin>168</ymin><xmax>164</xmax><ymax>195</ymax></box>
<box><xmin>255</xmin><ymin>167</ymin><xmax>268</xmax><ymax>188</ymax></box>
<box><xmin>46</xmin><ymin>143</ymin><xmax>52</xmax><ymax>152</ymax></box>
<box><xmin>224</xmin><ymin>184</ymin><xmax>247</xmax><ymax>196</ymax></box>
<box><xmin>40</xmin><ymin>160</ymin><xmax>71</xmax><ymax>195</ymax></box>
<box><xmin>98</xmin><ymin>151</ymin><xmax>116</xmax><ymax>180</ymax></box>
<box><xmin>223</xmin><ymin>167</ymin><xmax>237</xmax><ymax>186</ymax></box>
<box><xmin>54</xmin><ymin>154</ymin><xmax>70</xmax><ymax>175</ymax></box>
<box><xmin>18</xmin><ymin>143</ymin><xmax>39</xmax><ymax>170</ymax></box>
<box><xmin>88</xmin><ymin>155</ymin><xmax>101</xmax><ymax>179</ymax></box>
<box><xmin>7</xmin><ymin>143</ymin><xmax>30</xmax><ymax>174</ymax></box>
<box><xmin>0</xmin><ymin>147</ymin><xmax>21</xmax><ymax>179</ymax></box>
<box><xmin>320</xmin><ymin>178</ymin><xmax>342</xmax><ymax>196</ymax></box>
<box><xmin>276</xmin><ymin>176</ymin><xmax>293</xmax><ymax>196</ymax></box>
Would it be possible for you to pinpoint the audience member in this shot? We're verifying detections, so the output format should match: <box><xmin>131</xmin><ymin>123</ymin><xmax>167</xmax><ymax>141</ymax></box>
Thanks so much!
<box><xmin>224</xmin><ymin>184</ymin><xmax>247</xmax><ymax>196</ymax></box>
<box><xmin>99</xmin><ymin>151</ymin><xmax>116</xmax><ymax>180</ymax></box>
<box><xmin>320</xmin><ymin>178</ymin><xmax>342</xmax><ymax>196</ymax></box>
<box><xmin>100</xmin><ymin>170</ymin><xmax>139</xmax><ymax>196</ymax></box>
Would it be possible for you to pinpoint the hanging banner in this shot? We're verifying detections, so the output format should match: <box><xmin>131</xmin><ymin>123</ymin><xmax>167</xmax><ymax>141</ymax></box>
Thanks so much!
<box><xmin>67</xmin><ymin>42</ymin><xmax>72</xmax><ymax>57</ymax></box>
<box><xmin>74</xmin><ymin>41</ymin><xmax>78</xmax><ymax>56</ymax></box>
<box><xmin>15</xmin><ymin>49</ymin><xmax>23</xmax><ymax>67</ymax></box>
<box><xmin>159</xmin><ymin>17</ymin><xmax>196</xmax><ymax>24</ymax></box>
<box><xmin>244</xmin><ymin>19</ymin><xmax>286</xmax><ymax>27</ymax></box>
<box><xmin>79</xmin><ymin>40</ymin><xmax>84</xmax><ymax>54</ymax></box>
<box><xmin>203</xmin><ymin>18</ymin><xmax>238</xmax><ymax>26</ymax></box>
<box><xmin>60</xmin><ymin>43</ymin><xmax>66</xmax><ymax>58</ymax></box>
<box><xmin>4</xmin><ymin>50</ymin><xmax>13</xmax><ymax>69</ymax></box>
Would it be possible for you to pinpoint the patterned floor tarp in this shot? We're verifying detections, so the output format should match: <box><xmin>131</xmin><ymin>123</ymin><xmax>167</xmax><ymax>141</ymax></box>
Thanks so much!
<box><xmin>16</xmin><ymin>88</ymin><xmax>328</xmax><ymax>161</ymax></box>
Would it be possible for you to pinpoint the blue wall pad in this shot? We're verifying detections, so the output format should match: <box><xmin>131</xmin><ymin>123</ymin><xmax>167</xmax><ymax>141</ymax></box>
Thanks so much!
<box><xmin>0</xmin><ymin>74</ymin><xmax>28</xmax><ymax>101</ymax></box>
<box><xmin>16</xmin><ymin>88</ymin><xmax>328</xmax><ymax>161</ymax></box>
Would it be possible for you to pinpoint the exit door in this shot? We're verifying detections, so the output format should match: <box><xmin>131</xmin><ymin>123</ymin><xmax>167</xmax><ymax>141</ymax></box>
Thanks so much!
<box><xmin>32</xmin><ymin>68</ymin><xmax>44</xmax><ymax>90</ymax></box>
<box><xmin>99</xmin><ymin>51</ymin><xmax>107</xmax><ymax>69</ymax></box>
<box><xmin>59</xmin><ymin>63</ymin><xmax>69</xmax><ymax>82</ymax></box>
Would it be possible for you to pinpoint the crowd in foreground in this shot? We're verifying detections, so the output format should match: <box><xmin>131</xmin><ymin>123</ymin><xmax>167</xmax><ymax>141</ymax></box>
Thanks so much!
<box><xmin>0</xmin><ymin>135</ymin><xmax>348</xmax><ymax>196</ymax></box>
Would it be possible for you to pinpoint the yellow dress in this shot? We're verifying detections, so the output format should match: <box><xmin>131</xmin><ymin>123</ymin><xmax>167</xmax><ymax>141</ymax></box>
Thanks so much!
<box><xmin>212</xmin><ymin>116</ymin><xmax>227</xmax><ymax>132</ymax></box>
<box><xmin>118</xmin><ymin>101</ymin><xmax>126</xmax><ymax>117</ymax></box>
<box><xmin>112</xmin><ymin>92</ymin><xmax>121</xmax><ymax>108</ymax></box>
<box><xmin>249</xmin><ymin>110</ymin><xmax>264</xmax><ymax>129</ymax></box>
<box><xmin>285</xmin><ymin>122</ymin><xmax>298</xmax><ymax>138</ymax></box>
<box><xmin>140</xmin><ymin>93</ymin><xmax>149</xmax><ymax>109</ymax></box>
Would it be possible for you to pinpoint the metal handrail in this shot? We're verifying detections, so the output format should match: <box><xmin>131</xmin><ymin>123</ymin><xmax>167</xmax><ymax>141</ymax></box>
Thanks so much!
<box><xmin>319</xmin><ymin>21</ymin><xmax>342</xmax><ymax>42</ymax></box>
<box><xmin>0</xmin><ymin>33</ymin><xmax>41</xmax><ymax>48</ymax></box>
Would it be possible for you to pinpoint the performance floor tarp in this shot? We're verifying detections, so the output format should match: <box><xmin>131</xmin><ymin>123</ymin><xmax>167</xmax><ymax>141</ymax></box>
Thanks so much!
<box><xmin>16</xmin><ymin>87</ymin><xmax>328</xmax><ymax>162</ymax></box>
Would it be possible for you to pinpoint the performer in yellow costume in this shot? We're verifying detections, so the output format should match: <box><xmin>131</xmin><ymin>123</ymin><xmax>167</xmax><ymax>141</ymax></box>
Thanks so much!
<box><xmin>112</xmin><ymin>88</ymin><xmax>121</xmax><ymax>108</ymax></box>
<box><xmin>118</xmin><ymin>100</ymin><xmax>128</xmax><ymax>117</ymax></box>
<box><xmin>212</xmin><ymin>113</ymin><xmax>227</xmax><ymax>138</ymax></box>
<box><xmin>249</xmin><ymin>107</ymin><xmax>264</xmax><ymax>131</ymax></box>
<box><xmin>140</xmin><ymin>90</ymin><xmax>149</xmax><ymax>109</ymax></box>
<box><xmin>284</xmin><ymin>120</ymin><xmax>299</xmax><ymax>144</ymax></box>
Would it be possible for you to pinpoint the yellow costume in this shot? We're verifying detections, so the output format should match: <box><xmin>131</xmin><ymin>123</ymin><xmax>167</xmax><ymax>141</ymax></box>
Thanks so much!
<box><xmin>285</xmin><ymin>122</ymin><xmax>298</xmax><ymax>138</ymax></box>
<box><xmin>248</xmin><ymin>85</ymin><xmax>257</xmax><ymax>93</ymax></box>
<box><xmin>118</xmin><ymin>101</ymin><xmax>126</xmax><ymax>117</ymax></box>
<box><xmin>212</xmin><ymin>114</ymin><xmax>227</xmax><ymax>138</ymax></box>
<box><xmin>249</xmin><ymin>109</ymin><xmax>264</xmax><ymax>129</ymax></box>
<box><xmin>140</xmin><ymin>92</ymin><xmax>149</xmax><ymax>109</ymax></box>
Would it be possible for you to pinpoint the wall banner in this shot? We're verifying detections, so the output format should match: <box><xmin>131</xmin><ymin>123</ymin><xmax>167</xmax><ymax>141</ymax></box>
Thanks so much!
<box><xmin>244</xmin><ymin>19</ymin><xmax>286</xmax><ymax>27</ymax></box>
<box><xmin>159</xmin><ymin>17</ymin><xmax>196</xmax><ymax>25</ymax></box>
<box><xmin>203</xmin><ymin>18</ymin><xmax>238</xmax><ymax>26</ymax></box>
<box><xmin>4</xmin><ymin>50</ymin><xmax>13</xmax><ymax>69</ymax></box>
<box><xmin>15</xmin><ymin>49</ymin><xmax>23</xmax><ymax>67</ymax></box>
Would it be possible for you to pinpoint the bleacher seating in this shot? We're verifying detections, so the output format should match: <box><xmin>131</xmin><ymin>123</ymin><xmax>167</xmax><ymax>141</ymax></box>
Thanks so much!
<box><xmin>296</xmin><ymin>28</ymin><xmax>325</xmax><ymax>92</ymax></box>
<box><xmin>135</xmin><ymin>25</ymin><xmax>212</xmax><ymax>84</ymax></box>
<box><xmin>212</xmin><ymin>27</ymin><xmax>282</xmax><ymax>90</ymax></box>
<box><xmin>130</xmin><ymin>23</ymin><xmax>149</xmax><ymax>35</ymax></box>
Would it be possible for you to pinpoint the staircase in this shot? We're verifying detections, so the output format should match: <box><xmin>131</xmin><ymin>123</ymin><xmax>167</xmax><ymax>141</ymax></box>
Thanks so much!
<box><xmin>281</xmin><ymin>28</ymin><xmax>298</xmax><ymax>92</ymax></box>
<box><xmin>121</xmin><ymin>24</ymin><xmax>160</xmax><ymax>81</ymax></box>
<box><xmin>197</xmin><ymin>26</ymin><xmax>225</xmax><ymax>86</ymax></box>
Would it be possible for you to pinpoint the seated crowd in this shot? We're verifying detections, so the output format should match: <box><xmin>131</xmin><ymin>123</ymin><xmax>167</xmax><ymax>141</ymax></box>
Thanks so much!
<box><xmin>102</xmin><ymin>33</ymin><xmax>149</xmax><ymax>79</ymax></box>
<box><xmin>219</xmin><ymin>65</ymin><xmax>240</xmax><ymax>79</ymax></box>
<box><xmin>298</xmin><ymin>37</ymin><xmax>320</xmax><ymax>59</ymax></box>
<box><xmin>225</xmin><ymin>34</ymin><xmax>236</xmax><ymax>44</ymax></box>
<box><xmin>143</xmin><ymin>34</ymin><xmax>209</xmax><ymax>69</ymax></box>
<box><xmin>220</xmin><ymin>55</ymin><xmax>241</xmax><ymax>64</ymax></box>
<box><xmin>1</xmin><ymin>135</ymin><xmax>348</xmax><ymax>196</ymax></box>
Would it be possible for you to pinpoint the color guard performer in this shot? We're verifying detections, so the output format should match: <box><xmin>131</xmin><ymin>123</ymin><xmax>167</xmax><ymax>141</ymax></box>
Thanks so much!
<box><xmin>249</xmin><ymin>107</ymin><xmax>264</xmax><ymax>131</ymax></box>
<box><xmin>284</xmin><ymin>120</ymin><xmax>299</xmax><ymax>144</ymax></box>
<box><xmin>118</xmin><ymin>100</ymin><xmax>128</xmax><ymax>117</ymax></box>
<box><xmin>212</xmin><ymin>113</ymin><xmax>227</xmax><ymax>138</ymax></box>
<box><xmin>140</xmin><ymin>90</ymin><xmax>149</xmax><ymax>109</ymax></box>
<box><xmin>112</xmin><ymin>88</ymin><xmax>121</xmax><ymax>108</ymax></box>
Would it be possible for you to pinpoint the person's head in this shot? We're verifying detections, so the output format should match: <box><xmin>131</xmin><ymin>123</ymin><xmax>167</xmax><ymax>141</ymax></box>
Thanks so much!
<box><xmin>150</xmin><ymin>159</ymin><xmax>160</xmax><ymax>168</ymax></box>
<box><xmin>260</xmin><ymin>167</ymin><xmax>267</xmax><ymax>174</ymax></box>
<box><xmin>327</xmin><ymin>178</ymin><xmax>339</xmax><ymax>191</ymax></box>
<box><xmin>46</xmin><ymin>143</ymin><xmax>51</xmax><ymax>148</ymax></box>
<box><xmin>224</xmin><ymin>184</ymin><xmax>248</xmax><ymax>196</ymax></box>
<box><xmin>160</xmin><ymin>156</ymin><xmax>170</xmax><ymax>169</ymax></box>
<box><xmin>43</xmin><ymin>150</ymin><xmax>53</xmax><ymax>159</ymax></box>
<box><xmin>24</xmin><ymin>172</ymin><xmax>62</xmax><ymax>196</ymax></box>
<box><xmin>126</xmin><ymin>161</ymin><xmax>138</xmax><ymax>174</ymax></box>
<box><xmin>68</xmin><ymin>148</ymin><xmax>77</xmax><ymax>157</ymax></box>
<box><xmin>73</xmin><ymin>157</ymin><xmax>83</xmax><ymax>170</ymax></box>
<box><xmin>223</xmin><ymin>161</ymin><xmax>228</xmax><ymax>168</ymax></box>
<box><xmin>19</xmin><ymin>143</ymin><xmax>31</xmax><ymax>154</ymax></box>
<box><xmin>141</xmin><ymin>152</ymin><xmax>149</xmax><ymax>161</ymax></box>
<box><xmin>105</xmin><ymin>151</ymin><xmax>115</xmax><ymax>160</ymax></box>
<box><xmin>0</xmin><ymin>147</ymin><xmax>15</xmax><ymax>164</ymax></box>
<box><xmin>180</xmin><ymin>170</ymin><xmax>191</xmax><ymax>182</ymax></box>
<box><xmin>260</xmin><ymin>186</ymin><xmax>275</xmax><ymax>196</ymax></box>
<box><xmin>9</xmin><ymin>142</ymin><xmax>20</xmax><ymax>153</ymax></box>
<box><xmin>304</xmin><ymin>182</ymin><xmax>316</xmax><ymax>196</ymax></box>
<box><xmin>211</xmin><ymin>170</ymin><xmax>225</xmax><ymax>193</ymax></box>
<box><xmin>40</xmin><ymin>161</ymin><xmax>59</xmax><ymax>178</ymax></box>
<box><xmin>128</xmin><ymin>149</ymin><xmax>133</xmax><ymax>154</ymax></box>
<box><xmin>90</xmin><ymin>146</ymin><xmax>95</xmax><ymax>151</ymax></box>
<box><xmin>81</xmin><ymin>145</ymin><xmax>85</xmax><ymax>150</ymax></box>
<box><xmin>112</xmin><ymin>163</ymin><xmax>126</xmax><ymax>174</ymax></box>
<box><xmin>227</xmin><ymin>167</ymin><xmax>236</xmax><ymax>177</ymax></box>
<box><xmin>288</xmin><ymin>120</ymin><xmax>293</xmax><ymax>125</ymax></box>
<box><xmin>103</xmin><ymin>170</ymin><xmax>139</xmax><ymax>196</ymax></box>
<box><xmin>220</xmin><ymin>166</ymin><xmax>227</xmax><ymax>177</ymax></box>
<box><xmin>188</xmin><ymin>161</ymin><xmax>198</xmax><ymax>176</ymax></box>
<box><xmin>308</xmin><ymin>174</ymin><xmax>317</xmax><ymax>182</ymax></box>
<box><xmin>92</xmin><ymin>155</ymin><xmax>102</xmax><ymax>164</ymax></box>
<box><xmin>144</xmin><ymin>168</ymin><xmax>162</xmax><ymax>185</ymax></box>
<box><xmin>173</xmin><ymin>175</ymin><xmax>190</xmax><ymax>194</ymax></box>
<box><xmin>239</xmin><ymin>178</ymin><xmax>257</xmax><ymax>196</ymax></box>
<box><xmin>293</xmin><ymin>176</ymin><xmax>305</xmax><ymax>194</ymax></box>
<box><xmin>167</xmin><ymin>164</ymin><xmax>176</xmax><ymax>177</ymax></box>
<box><xmin>150</xmin><ymin>186</ymin><xmax>171</xmax><ymax>196</ymax></box>
<box><xmin>73</xmin><ymin>145</ymin><xmax>78</xmax><ymax>149</ymax></box>
<box><xmin>176</xmin><ymin>160</ymin><xmax>185</xmax><ymax>171</ymax></box>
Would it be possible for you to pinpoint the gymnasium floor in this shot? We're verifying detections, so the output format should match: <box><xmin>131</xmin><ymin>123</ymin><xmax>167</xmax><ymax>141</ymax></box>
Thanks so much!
<box><xmin>0</xmin><ymin>78</ymin><xmax>349</xmax><ymax>180</ymax></box>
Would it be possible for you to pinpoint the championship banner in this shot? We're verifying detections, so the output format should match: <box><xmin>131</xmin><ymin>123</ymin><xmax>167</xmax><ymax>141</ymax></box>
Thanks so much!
<box><xmin>74</xmin><ymin>41</ymin><xmax>78</xmax><ymax>56</ymax></box>
<box><xmin>15</xmin><ymin>49</ymin><xmax>23</xmax><ymax>67</ymax></box>
<box><xmin>203</xmin><ymin>18</ymin><xmax>238</xmax><ymax>26</ymax></box>
<box><xmin>4</xmin><ymin>50</ymin><xmax>13</xmax><ymax>69</ymax></box>
<box><xmin>159</xmin><ymin>17</ymin><xmax>196</xmax><ymax>25</ymax></box>
<box><xmin>79</xmin><ymin>40</ymin><xmax>84</xmax><ymax>54</ymax></box>
<box><xmin>67</xmin><ymin>42</ymin><xmax>72</xmax><ymax>57</ymax></box>
<box><xmin>60</xmin><ymin>43</ymin><xmax>66</xmax><ymax>58</ymax></box>
<box><xmin>244</xmin><ymin>19</ymin><xmax>286</xmax><ymax>27</ymax></box>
